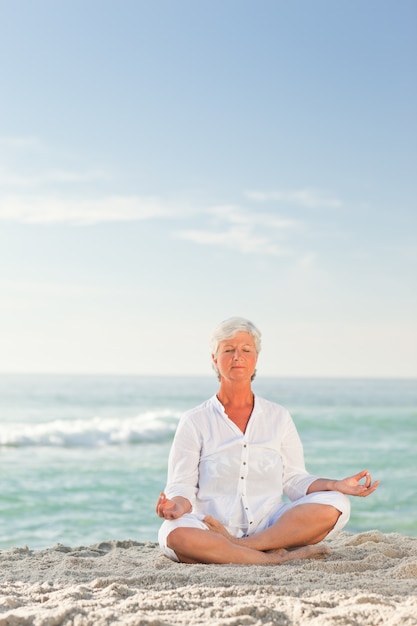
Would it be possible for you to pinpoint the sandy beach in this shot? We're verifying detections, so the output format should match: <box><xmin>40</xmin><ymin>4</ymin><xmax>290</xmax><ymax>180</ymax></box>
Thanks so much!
<box><xmin>0</xmin><ymin>530</ymin><xmax>416</xmax><ymax>625</ymax></box>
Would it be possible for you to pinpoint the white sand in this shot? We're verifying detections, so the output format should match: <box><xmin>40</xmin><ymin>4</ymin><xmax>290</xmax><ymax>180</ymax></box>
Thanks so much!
<box><xmin>0</xmin><ymin>530</ymin><xmax>416</xmax><ymax>625</ymax></box>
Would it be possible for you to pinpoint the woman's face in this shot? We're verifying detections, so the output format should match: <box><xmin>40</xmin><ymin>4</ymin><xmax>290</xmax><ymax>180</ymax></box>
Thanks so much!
<box><xmin>213</xmin><ymin>331</ymin><xmax>258</xmax><ymax>382</ymax></box>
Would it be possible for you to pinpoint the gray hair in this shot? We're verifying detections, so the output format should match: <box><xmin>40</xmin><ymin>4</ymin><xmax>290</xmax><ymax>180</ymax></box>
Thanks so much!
<box><xmin>209</xmin><ymin>317</ymin><xmax>262</xmax><ymax>381</ymax></box>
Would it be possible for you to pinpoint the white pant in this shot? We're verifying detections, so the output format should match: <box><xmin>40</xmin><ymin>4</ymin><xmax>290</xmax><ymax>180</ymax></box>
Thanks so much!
<box><xmin>158</xmin><ymin>491</ymin><xmax>351</xmax><ymax>562</ymax></box>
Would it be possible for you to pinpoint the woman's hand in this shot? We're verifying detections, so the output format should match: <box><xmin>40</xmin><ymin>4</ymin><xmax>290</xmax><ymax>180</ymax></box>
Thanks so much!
<box><xmin>155</xmin><ymin>493</ymin><xmax>191</xmax><ymax>519</ymax></box>
<box><xmin>334</xmin><ymin>470</ymin><xmax>380</xmax><ymax>497</ymax></box>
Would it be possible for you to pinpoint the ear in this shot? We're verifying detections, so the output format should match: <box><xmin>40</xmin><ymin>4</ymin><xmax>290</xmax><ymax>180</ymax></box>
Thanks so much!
<box><xmin>211</xmin><ymin>353</ymin><xmax>217</xmax><ymax>365</ymax></box>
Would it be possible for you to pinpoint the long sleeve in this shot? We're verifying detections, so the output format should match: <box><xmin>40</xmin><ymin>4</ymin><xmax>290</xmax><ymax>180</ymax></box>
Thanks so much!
<box><xmin>280</xmin><ymin>409</ymin><xmax>318</xmax><ymax>500</ymax></box>
<box><xmin>164</xmin><ymin>411</ymin><xmax>202</xmax><ymax>507</ymax></box>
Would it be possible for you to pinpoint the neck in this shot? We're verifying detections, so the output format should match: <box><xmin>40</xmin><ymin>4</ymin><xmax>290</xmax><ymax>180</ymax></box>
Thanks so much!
<box><xmin>217</xmin><ymin>380</ymin><xmax>254</xmax><ymax>407</ymax></box>
<box><xmin>216</xmin><ymin>381</ymin><xmax>254</xmax><ymax>433</ymax></box>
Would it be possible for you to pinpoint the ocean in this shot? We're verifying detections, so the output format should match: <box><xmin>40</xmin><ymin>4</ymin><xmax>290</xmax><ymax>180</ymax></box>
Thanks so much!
<box><xmin>0</xmin><ymin>375</ymin><xmax>416</xmax><ymax>550</ymax></box>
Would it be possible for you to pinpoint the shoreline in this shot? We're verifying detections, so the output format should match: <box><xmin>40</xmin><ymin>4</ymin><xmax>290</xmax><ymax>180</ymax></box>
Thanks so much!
<box><xmin>0</xmin><ymin>531</ymin><xmax>416</xmax><ymax>625</ymax></box>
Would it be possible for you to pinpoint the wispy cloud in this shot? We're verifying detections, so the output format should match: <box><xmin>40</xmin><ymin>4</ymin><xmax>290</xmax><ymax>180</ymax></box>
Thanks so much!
<box><xmin>175</xmin><ymin>204</ymin><xmax>300</xmax><ymax>256</ymax></box>
<box><xmin>0</xmin><ymin>194</ymin><xmax>305</xmax><ymax>257</ymax></box>
<box><xmin>0</xmin><ymin>195</ymin><xmax>179</xmax><ymax>224</ymax></box>
<box><xmin>246</xmin><ymin>189</ymin><xmax>342</xmax><ymax>209</ymax></box>
<box><xmin>0</xmin><ymin>136</ymin><xmax>107</xmax><ymax>188</ymax></box>
<box><xmin>177</xmin><ymin>227</ymin><xmax>290</xmax><ymax>256</ymax></box>
<box><xmin>0</xmin><ymin>135</ymin><xmax>324</xmax><ymax>259</ymax></box>
<box><xmin>0</xmin><ymin>169</ymin><xmax>107</xmax><ymax>187</ymax></box>
<box><xmin>207</xmin><ymin>204</ymin><xmax>299</xmax><ymax>229</ymax></box>
<box><xmin>0</xmin><ymin>136</ymin><xmax>44</xmax><ymax>151</ymax></box>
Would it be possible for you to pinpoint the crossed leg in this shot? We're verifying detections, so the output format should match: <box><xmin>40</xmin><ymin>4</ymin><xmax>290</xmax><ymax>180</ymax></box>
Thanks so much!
<box><xmin>166</xmin><ymin>503</ymin><xmax>340</xmax><ymax>565</ymax></box>
<box><xmin>205</xmin><ymin>503</ymin><xmax>342</xmax><ymax>551</ymax></box>
<box><xmin>167</xmin><ymin>526</ymin><xmax>331</xmax><ymax>564</ymax></box>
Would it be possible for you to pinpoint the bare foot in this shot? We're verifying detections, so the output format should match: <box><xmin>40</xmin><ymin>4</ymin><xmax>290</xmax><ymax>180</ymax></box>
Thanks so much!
<box><xmin>267</xmin><ymin>543</ymin><xmax>331</xmax><ymax>564</ymax></box>
<box><xmin>203</xmin><ymin>515</ymin><xmax>238</xmax><ymax>542</ymax></box>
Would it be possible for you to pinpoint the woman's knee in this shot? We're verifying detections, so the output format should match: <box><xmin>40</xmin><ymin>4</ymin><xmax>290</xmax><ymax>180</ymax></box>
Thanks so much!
<box><xmin>338</xmin><ymin>493</ymin><xmax>351</xmax><ymax>517</ymax></box>
<box><xmin>331</xmin><ymin>493</ymin><xmax>351</xmax><ymax>534</ymax></box>
<box><xmin>167</xmin><ymin>526</ymin><xmax>189</xmax><ymax>551</ymax></box>
<box><xmin>309</xmin><ymin>503</ymin><xmax>341</xmax><ymax>530</ymax></box>
<box><xmin>328</xmin><ymin>504</ymin><xmax>342</xmax><ymax>526</ymax></box>
<box><xmin>320</xmin><ymin>494</ymin><xmax>351</xmax><ymax>538</ymax></box>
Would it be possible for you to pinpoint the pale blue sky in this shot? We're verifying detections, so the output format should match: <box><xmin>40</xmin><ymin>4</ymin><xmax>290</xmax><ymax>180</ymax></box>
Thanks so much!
<box><xmin>0</xmin><ymin>0</ymin><xmax>416</xmax><ymax>377</ymax></box>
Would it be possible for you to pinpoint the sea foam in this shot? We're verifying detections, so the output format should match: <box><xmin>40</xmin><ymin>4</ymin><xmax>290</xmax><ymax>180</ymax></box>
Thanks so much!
<box><xmin>0</xmin><ymin>410</ymin><xmax>180</xmax><ymax>447</ymax></box>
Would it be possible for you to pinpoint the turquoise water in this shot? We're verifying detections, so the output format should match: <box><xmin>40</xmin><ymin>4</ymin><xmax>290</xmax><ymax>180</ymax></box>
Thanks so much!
<box><xmin>0</xmin><ymin>375</ymin><xmax>416</xmax><ymax>549</ymax></box>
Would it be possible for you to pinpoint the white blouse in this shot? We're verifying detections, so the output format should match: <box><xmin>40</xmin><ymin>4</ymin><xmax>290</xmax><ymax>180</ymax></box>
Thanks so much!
<box><xmin>164</xmin><ymin>395</ymin><xmax>318</xmax><ymax>537</ymax></box>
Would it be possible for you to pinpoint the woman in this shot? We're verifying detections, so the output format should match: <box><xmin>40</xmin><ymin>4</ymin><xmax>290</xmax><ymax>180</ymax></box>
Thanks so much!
<box><xmin>156</xmin><ymin>317</ymin><xmax>379</xmax><ymax>565</ymax></box>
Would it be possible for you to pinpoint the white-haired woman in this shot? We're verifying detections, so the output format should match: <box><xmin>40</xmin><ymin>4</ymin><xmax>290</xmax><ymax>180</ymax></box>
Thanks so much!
<box><xmin>156</xmin><ymin>317</ymin><xmax>379</xmax><ymax>565</ymax></box>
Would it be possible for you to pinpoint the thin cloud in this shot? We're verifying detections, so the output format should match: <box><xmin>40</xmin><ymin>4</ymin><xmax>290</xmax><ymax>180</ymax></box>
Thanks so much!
<box><xmin>177</xmin><ymin>227</ymin><xmax>290</xmax><ymax>256</ymax></box>
<box><xmin>0</xmin><ymin>136</ymin><xmax>108</xmax><ymax>189</ymax></box>
<box><xmin>175</xmin><ymin>204</ymin><xmax>300</xmax><ymax>256</ymax></box>
<box><xmin>207</xmin><ymin>204</ymin><xmax>300</xmax><ymax>230</ymax></box>
<box><xmin>246</xmin><ymin>189</ymin><xmax>342</xmax><ymax>209</ymax></box>
<box><xmin>0</xmin><ymin>195</ymin><xmax>179</xmax><ymax>224</ymax></box>
<box><xmin>0</xmin><ymin>169</ymin><xmax>107</xmax><ymax>187</ymax></box>
<box><xmin>0</xmin><ymin>136</ymin><xmax>44</xmax><ymax>150</ymax></box>
<box><xmin>0</xmin><ymin>189</ymin><xmax>311</xmax><ymax>258</ymax></box>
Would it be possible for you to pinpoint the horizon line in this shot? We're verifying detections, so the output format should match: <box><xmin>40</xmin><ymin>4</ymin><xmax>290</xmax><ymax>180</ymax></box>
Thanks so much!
<box><xmin>0</xmin><ymin>372</ymin><xmax>415</xmax><ymax>381</ymax></box>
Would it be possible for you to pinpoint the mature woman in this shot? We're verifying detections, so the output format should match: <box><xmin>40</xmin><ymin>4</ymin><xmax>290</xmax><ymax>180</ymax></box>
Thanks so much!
<box><xmin>156</xmin><ymin>317</ymin><xmax>379</xmax><ymax>565</ymax></box>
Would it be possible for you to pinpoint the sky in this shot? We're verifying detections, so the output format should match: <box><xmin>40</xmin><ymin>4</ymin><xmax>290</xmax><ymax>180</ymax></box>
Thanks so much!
<box><xmin>0</xmin><ymin>0</ymin><xmax>416</xmax><ymax>378</ymax></box>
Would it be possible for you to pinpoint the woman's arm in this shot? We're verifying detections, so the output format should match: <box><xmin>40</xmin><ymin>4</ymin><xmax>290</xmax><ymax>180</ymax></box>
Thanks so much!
<box><xmin>156</xmin><ymin>412</ymin><xmax>202</xmax><ymax>519</ymax></box>
<box><xmin>307</xmin><ymin>469</ymin><xmax>379</xmax><ymax>497</ymax></box>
